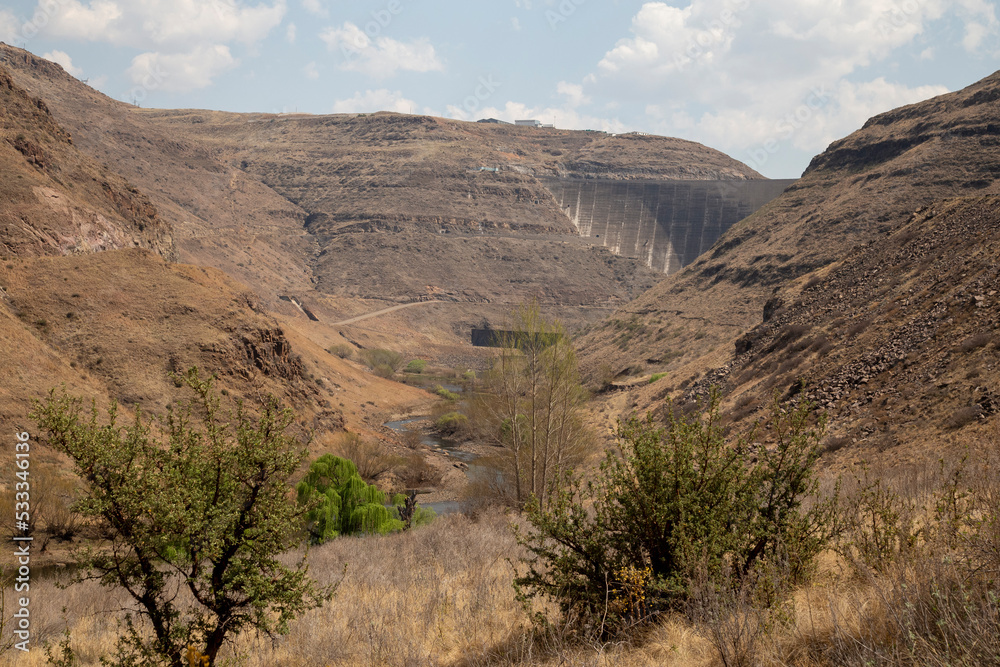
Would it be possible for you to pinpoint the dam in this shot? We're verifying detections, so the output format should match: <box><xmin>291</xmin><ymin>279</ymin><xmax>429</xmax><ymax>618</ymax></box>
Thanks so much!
<box><xmin>541</xmin><ymin>178</ymin><xmax>796</xmax><ymax>274</ymax></box>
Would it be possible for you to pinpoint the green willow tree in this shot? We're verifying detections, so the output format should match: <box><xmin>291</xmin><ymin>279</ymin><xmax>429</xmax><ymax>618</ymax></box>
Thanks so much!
<box><xmin>32</xmin><ymin>368</ymin><xmax>333</xmax><ymax>667</ymax></box>
<box><xmin>481</xmin><ymin>301</ymin><xmax>590</xmax><ymax>509</ymax></box>
<box><xmin>297</xmin><ymin>454</ymin><xmax>435</xmax><ymax>543</ymax></box>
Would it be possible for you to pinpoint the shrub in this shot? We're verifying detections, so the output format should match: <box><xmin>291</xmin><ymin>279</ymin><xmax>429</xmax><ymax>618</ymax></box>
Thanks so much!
<box><xmin>649</xmin><ymin>372</ymin><xmax>668</xmax><ymax>384</ymax></box>
<box><xmin>373</xmin><ymin>364</ymin><xmax>396</xmax><ymax>378</ymax></box>
<box><xmin>329</xmin><ymin>344</ymin><xmax>354</xmax><ymax>359</ymax></box>
<box><xmin>395</xmin><ymin>452</ymin><xmax>444</xmax><ymax>488</ymax></box>
<box><xmin>435</xmin><ymin>411</ymin><xmax>468</xmax><ymax>435</ymax></box>
<box><xmin>405</xmin><ymin>359</ymin><xmax>428</xmax><ymax>374</ymax></box>
<box><xmin>435</xmin><ymin>385</ymin><xmax>460</xmax><ymax>401</ymax></box>
<box><xmin>332</xmin><ymin>432</ymin><xmax>399</xmax><ymax>481</ymax></box>
<box><xmin>360</xmin><ymin>348</ymin><xmax>405</xmax><ymax>373</ymax></box>
<box><xmin>514</xmin><ymin>390</ymin><xmax>831</xmax><ymax>639</ymax></box>
<box><xmin>946</xmin><ymin>405</ymin><xmax>983</xmax><ymax>429</ymax></box>
<box><xmin>846</xmin><ymin>317</ymin><xmax>875</xmax><ymax>338</ymax></box>
<box><xmin>960</xmin><ymin>332</ymin><xmax>992</xmax><ymax>353</ymax></box>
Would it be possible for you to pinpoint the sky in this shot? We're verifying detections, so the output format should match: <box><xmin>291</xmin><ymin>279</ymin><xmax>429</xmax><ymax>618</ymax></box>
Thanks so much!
<box><xmin>0</xmin><ymin>1</ymin><xmax>998</xmax><ymax>178</ymax></box>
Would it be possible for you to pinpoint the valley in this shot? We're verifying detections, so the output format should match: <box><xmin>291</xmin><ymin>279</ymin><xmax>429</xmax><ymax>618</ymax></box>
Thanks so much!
<box><xmin>0</xmin><ymin>39</ymin><xmax>998</xmax><ymax>667</ymax></box>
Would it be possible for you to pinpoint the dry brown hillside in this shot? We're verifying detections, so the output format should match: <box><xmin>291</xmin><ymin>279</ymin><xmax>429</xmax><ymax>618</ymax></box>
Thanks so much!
<box><xmin>0</xmin><ymin>45</ymin><xmax>315</xmax><ymax>315</ymax></box>
<box><xmin>0</xmin><ymin>65</ymin><xmax>172</xmax><ymax>259</ymax></box>
<box><xmin>0</xmin><ymin>43</ymin><xmax>785</xmax><ymax>365</ymax></box>
<box><xmin>578</xmin><ymin>70</ymin><xmax>1000</xmax><ymax>392</ymax></box>
<box><xmin>625</xmin><ymin>195</ymin><xmax>999</xmax><ymax>466</ymax></box>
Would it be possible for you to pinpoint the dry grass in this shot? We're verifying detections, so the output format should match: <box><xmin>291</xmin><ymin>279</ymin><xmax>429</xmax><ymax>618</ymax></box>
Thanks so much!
<box><xmin>3</xmin><ymin>428</ymin><xmax>998</xmax><ymax>667</ymax></box>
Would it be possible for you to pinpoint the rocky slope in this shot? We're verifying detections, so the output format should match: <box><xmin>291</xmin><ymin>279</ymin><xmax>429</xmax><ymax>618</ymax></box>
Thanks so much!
<box><xmin>666</xmin><ymin>195</ymin><xmax>999</xmax><ymax>465</ymax></box>
<box><xmin>0</xmin><ymin>43</ymin><xmax>789</xmax><ymax>365</ymax></box>
<box><xmin>579</xmin><ymin>70</ymin><xmax>1000</xmax><ymax>390</ymax></box>
<box><xmin>0</xmin><ymin>64</ymin><xmax>172</xmax><ymax>258</ymax></box>
<box><xmin>0</xmin><ymin>45</ymin><xmax>315</xmax><ymax>314</ymax></box>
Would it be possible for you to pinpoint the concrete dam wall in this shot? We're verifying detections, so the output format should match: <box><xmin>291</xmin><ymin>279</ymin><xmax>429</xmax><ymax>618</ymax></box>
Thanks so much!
<box><xmin>541</xmin><ymin>178</ymin><xmax>796</xmax><ymax>274</ymax></box>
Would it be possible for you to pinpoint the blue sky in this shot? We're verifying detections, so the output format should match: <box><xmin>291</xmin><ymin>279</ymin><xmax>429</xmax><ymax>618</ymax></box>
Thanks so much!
<box><xmin>1</xmin><ymin>1</ymin><xmax>998</xmax><ymax>178</ymax></box>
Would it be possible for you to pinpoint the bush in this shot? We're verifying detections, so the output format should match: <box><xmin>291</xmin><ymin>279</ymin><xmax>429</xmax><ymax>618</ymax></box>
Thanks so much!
<box><xmin>405</xmin><ymin>359</ymin><xmax>428</xmax><ymax>374</ymax></box>
<box><xmin>649</xmin><ymin>372</ymin><xmax>668</xmax><ymax>384</ymax></box>
<box><xmin>373</xmin><ymin>364</ymin><xmax>396</xmax><ymax>378</ymax></box>
<box><xmin>435</xmin><ymin>412</ymin><xmax>468</xmax><ymax>435</ymax></box>
<box><xmin>360</xmin><ymin>348</ymin><xmax>405</xmax><ymax>373</ymax></box>
<box><xmin>332</xmin><ymin>432</ymin><xmax>399</xmax><ymax>481</ymax></box>
<box><xmin>435</xmin><ymin>385</ymin><xmax>460</xmax><ymax>401</ymax></box>
<box><xmin>394</xmin><ymin>452</ymin><xmax>444</xmax><ymax>488</ymax></box>
<box><xmin>514</xmin><ymin>390</ymin><xmax>831</xmax><ymax>639</ymax></box>
<box><xmin>960</xmin><ymin>332</ymin><xmax>992</xmax><ymax>353</ymax></box>
<box><xmin>946</xmin><ymin>405</ymin><xmax>983</xmax><ymax>429</ymax></box>
<box><xmin>329</xmin><ymin>343</ymin><xmax>354</xmax><ymax>359</ymax></box>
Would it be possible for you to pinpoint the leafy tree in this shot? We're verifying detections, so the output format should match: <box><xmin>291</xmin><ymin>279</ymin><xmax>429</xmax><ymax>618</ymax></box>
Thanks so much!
<box><xmin>480</xmin><ymin>301</ymin><xmax>591</xmax><ymax>509</ymax></box>
<box><xmin>514</xmin><ymin>391</ymin><xmax>831</xmax><ymax>638</ymax></box>
<box><xmin>297</xmin><ymin>454</ymin><xmax>401</xmax><ymax>541</ymax></box>
<box><xmin>32</xmin><ymin>368</ymin><xmax>333</xmax><ymax>667</ymax></box>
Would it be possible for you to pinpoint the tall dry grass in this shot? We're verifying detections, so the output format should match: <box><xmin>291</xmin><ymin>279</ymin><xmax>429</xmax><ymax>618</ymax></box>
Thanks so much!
<box><xmin>3</xmin><ymin>427</ymin><xmax>997</xmax><ymax>667</ymax></box>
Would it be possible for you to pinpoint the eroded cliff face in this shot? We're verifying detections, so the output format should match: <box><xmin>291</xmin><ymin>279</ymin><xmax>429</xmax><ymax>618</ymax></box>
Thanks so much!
<box><xmin>0</xmin><ymin>64</ymin><xmax>174</xmax><ymax>259</ymax></box>
<box><xmin>543</xmin><ymin>178</ymin><xmax>795</xmax><ymax>274</ymax></box>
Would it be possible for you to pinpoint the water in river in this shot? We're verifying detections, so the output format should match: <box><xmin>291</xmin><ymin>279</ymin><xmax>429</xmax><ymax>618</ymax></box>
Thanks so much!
<box><xmin>384</xmin><ymin>417</ymin><xmax>482</xmax><ymax>515</ymax></box>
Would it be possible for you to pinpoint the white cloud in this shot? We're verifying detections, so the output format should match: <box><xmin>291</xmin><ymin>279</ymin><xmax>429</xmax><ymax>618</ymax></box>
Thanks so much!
<box><xmin>320</xmin><ymin>22</ymin><xmax>443</xmax><ymax>78</ymax></box>
<box><xmin>582</xmin><ymin>0</ymin><xmax>995</xmax><ymax>172</ymax></box>
<box><xmin>126</xmin><ymin>45</ymin><xmax>237</xmax><ymax>93</ymax></box>
<box><xmin>303</xmin><ymin>61</ymin><xmax>319</xmax><ymax>79</ymax></box>
<box><xmin>39</xmin><ymin>0</ymin><xmax>286</xmax><ymax>50</ymax></box>
<box><xmin>302</xmin><ymin>0</ymin><xmax>328</xmax><ymax>17</ymax></box>
<box><xmin>42</xmin><ymin>50</ymin><xmax>84</xmax><ymax>77</ymax></box>
<box><xmin>963</xmin><ymin>22</ymin><xmax>990</xmax><ymax>51</ymax></box>
<box><xmin>557</xmin><ymin>81</ymin><xmax>589</xmax><ymax>107</ymax></box>
<box><xmin>88</xmin><ymin>74</ymin><xmax>109</xmax><ymax>90</ymax></box>
<box><xmin>30</xmin><ymin>1</ymin><xmax>284</xmax><ymax>98</ymax></box>
<box><xmin>332</xmin><ymin>89</ymin><xmax>417</xmax><ymax>114</ymax></box>
<box><xmin>286</xmin><ymin>22</ymin><xmax>297</xmax><ymax>43</ymax></box>
<box><xmin>511</xmin><ymin>17</ymin><xmax>521</xmax><ymax>31</ymax></box>
<box><xmin>1</xmin><ymin>9</ymin><xmax>21</xmax><ymax>43</ymax></box>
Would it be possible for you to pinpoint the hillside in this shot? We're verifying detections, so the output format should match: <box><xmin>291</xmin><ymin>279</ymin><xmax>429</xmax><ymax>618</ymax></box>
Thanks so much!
<box><xmin>0</xmin><ymin>52</ymin><xmax>432</xmax><ymax>464</ymax></box>
<box><xmin>0</xmin><ymin>45</ymin><xmax>316</xmax><ymax>316</ymax></box>
<box><xmin>0</xmin><ymin>43</ymin><xmax>791</xmax><ymax>365</ymax></box>
<box><xmin>578</xmin><ymin>70</ymin><xmax>1000</xmax><ymax>394</ymax></box>
<box><xmin>0</xmin><ymin>65</ymin><xmax>172</xmax><ymax>259</ymax></box>
<box><xmin>625</xmin><ymin>195</ymin><xmax>999</xmax><ymax>465</ymax></box>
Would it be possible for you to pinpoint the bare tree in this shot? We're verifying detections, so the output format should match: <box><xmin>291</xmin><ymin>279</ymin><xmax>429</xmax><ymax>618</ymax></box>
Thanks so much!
<box><xmin>480</xmin><ymin>301</ymin><xmax>591</xmax><ymax>509</ymax></box>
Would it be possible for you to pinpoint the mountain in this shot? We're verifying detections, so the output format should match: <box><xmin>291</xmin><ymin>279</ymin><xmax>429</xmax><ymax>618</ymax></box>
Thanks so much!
<box><xmin>0</xmin><ymin>54</ymin><xmax>430</xmax><ymax>446</ymax></box>
<box><xmin>0</xmin><ymin>64</ymin><xmax>172</xmax><ymax>258</ymax></box>
<box><xmin>0</xmin><ymin>43</ymin><xmax>792</xmax><ymax>364</ymax></box>
<box><xmin>578</xmin><ymin>70</ymin><xmax>1000</xmax><ymax>394</ymax></box>
<box><xmin>679</xmin><ymin>194</ymin><xmax>999</xmax><ymax>464</ymax></box>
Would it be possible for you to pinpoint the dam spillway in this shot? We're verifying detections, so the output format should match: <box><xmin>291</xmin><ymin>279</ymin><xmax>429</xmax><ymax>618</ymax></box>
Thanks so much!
<box><xmin>541</xmin><ymin>178</ymin><xmax>796</xmax><ymax>274</ymax></box>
